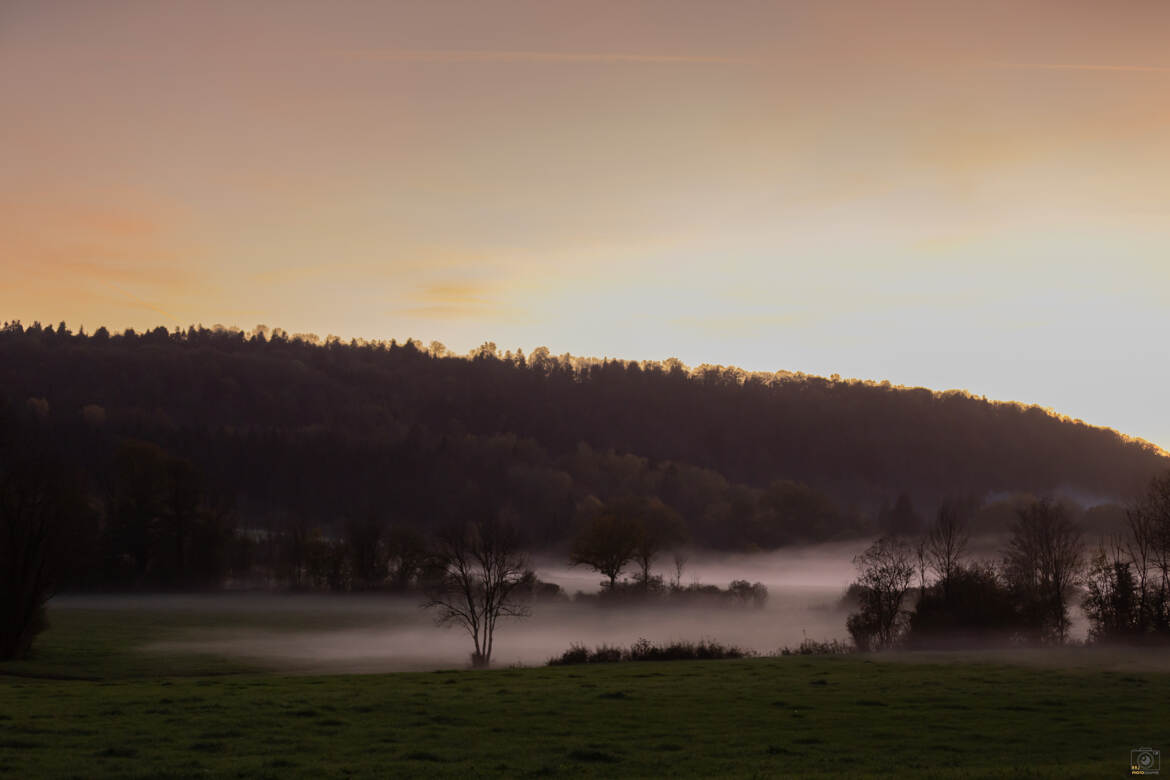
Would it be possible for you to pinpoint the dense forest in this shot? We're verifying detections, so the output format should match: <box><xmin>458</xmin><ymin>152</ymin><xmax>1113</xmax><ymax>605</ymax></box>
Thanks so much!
<box><xmin>0</xmin><ymin>320</ymin><xmax>1165</xmax><ymax>591</ymax></box>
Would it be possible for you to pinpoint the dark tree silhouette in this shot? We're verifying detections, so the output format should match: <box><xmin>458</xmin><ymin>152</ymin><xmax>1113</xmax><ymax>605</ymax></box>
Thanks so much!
<box><xmin>1004</xmin><ymin>498</ymin><xmax>1084</xmax><ymax>643</ymax></box>
<box><xmin>846</xmin><ymin>536</ymin><xmax>917</xmax><ymax>651</ymax></box>
<box><xmin>0</xmin><ymin>411</ymin><xmax>87</xmax><ymax>659</ymax></box>
<box><xmin>569</xmin><ymin>508</ymin><xmax>640</xmax><ymax>589</ymax></box>
<box><xmin>906</xmin><ymin>562</ymin><xmax>1022</xmax><ymax>648</ymax></box>
<box><xmin>1078</xmin><ymin>471</ymin><xmax>1170</xmax><ymax>640</ymax></box>
<box><xmin>1129</xmin><ymin>472</ymin><xmax>1170</xmax><ymax>630</ymax></box>
<box><xmin>924</xmin><ymin>499</ymin><xmax>972</xmax><ymax>600</ymax></box>
<box><xmin>384</xmin><ymin>525</ymin><xmax>428</xmax><ymax>591</ymax></box>
<box><xmin>1082</xmin><ymin>541</ymin><xmax>1141</xmax><ymax>642</ymax></box>
<box><xmin>423</xmin><ymin>516</ymin><xmax>530</xmax><ymax>668</ymax></box>
<box><xmin>620</xmin><ymin>497</ymin><xmax>685</xmax><ymax>588</ymax></box>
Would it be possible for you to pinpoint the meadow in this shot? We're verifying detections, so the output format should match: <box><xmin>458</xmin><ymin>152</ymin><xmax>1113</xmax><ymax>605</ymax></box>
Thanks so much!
<box><xmin>1</xmin><ymin>602</ymin><xmax>1165</xmax><ymax>778</ymax></box>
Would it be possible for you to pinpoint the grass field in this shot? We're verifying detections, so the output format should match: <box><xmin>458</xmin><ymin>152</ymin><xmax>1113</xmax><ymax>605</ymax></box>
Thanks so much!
<box><xmin>1</xmin><ymin>604</ymin><xmax>1165</xmax><ymax>778</ymax></box>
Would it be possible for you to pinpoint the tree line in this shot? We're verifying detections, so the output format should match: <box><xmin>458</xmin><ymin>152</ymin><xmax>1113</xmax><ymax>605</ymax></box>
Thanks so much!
<box><xmin>0</xmin><ymin>320</ymin><xmax>1163</xmax><ymax>556</ymax></box>
<box><xmin>845</xmin><ymin>473</ymin><xmax>1170</xmax><ymax>650</ymax></box>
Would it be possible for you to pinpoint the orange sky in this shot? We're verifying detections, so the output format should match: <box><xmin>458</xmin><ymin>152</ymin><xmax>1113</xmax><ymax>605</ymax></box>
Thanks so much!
<box><xmin>3</xmin><ymin>0</ymin><xmax>1169</xmax><ymax>449</ymax></box>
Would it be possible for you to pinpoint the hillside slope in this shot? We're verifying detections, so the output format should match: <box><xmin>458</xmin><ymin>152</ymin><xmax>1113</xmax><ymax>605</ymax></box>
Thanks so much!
<box><xmin>0</xmin><ymin>321</ymin><xmax>1164</xmax><ymax>549</ymax></box>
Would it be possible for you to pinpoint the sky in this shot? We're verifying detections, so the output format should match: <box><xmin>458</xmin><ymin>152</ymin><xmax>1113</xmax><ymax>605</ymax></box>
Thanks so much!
<box><xmin>2</xmin><ymin>0</ymin><xmax>1169</xmax><ymax>449</ymax></box>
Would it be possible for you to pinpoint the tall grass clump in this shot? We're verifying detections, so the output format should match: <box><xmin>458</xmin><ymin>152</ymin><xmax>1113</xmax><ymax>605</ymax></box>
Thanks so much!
<box><xmin>548</xmin><ymin>638</ymin><xmax>753</xmax><ymax>665</ymax></box>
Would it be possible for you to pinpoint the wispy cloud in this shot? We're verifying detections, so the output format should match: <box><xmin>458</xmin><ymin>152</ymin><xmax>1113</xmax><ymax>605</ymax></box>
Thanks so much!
<box><xmin>332</xmin><ymin>49</ymin><xmax>751</xmax><ymax>65</ymax></box>
<box><xmin>91</xmin><ymin>279</ymin><xmax>179</xmax><ymax>321</ymax></box>
<box><xmin>987</xmin><ymin>62</ymin><xmax>1170</xmax><ymax>73</ymax></box>
<box><xmin>418</xmin><ymin>282</ymin><xmax>493</xmax><ymax>305</ymax></box>
<box><xmin>398</xmin><ymin>280</ymin><xmax>528</xmax><ymax>322</ymax></box>
<box><xmin>29</xmin><ymin>253</ymin><xmax>196</xmax><ymax>289</ymax></box>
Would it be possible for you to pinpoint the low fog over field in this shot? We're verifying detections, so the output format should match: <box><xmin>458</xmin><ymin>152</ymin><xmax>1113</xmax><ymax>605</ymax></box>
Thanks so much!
<box><xmin>51</xmin><ymin>544</ymin><xmax>863</xmax><ymax>674</ymax></box>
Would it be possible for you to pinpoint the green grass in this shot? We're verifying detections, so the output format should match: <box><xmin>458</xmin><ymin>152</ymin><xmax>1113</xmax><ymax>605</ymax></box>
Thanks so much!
<box><xmin>1</xmin><ymin>606</ymin><xmax>1165</xmax><ymax>778</ymax></box>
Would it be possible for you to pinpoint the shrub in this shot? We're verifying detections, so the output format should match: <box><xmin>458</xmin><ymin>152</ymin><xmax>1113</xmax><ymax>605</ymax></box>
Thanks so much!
<box><xmin>727</xmin><ymin>580</ymin><xmax>769</xmax><ymax>607</ymax></box>
<box><xmin>554</xmin><ymin>643</ymin><xmax>589</xmax><ymax>665</ymax></box>
<box><xmin>589</xmin><ymin>644</ymin><xmax>624</xmax><ymax>663</ymax></box>
<box><xmin>905</xmin><ymin>563</ymin><xmax>1025</xmax><ymax>649</ymax></box>
<box><xmin>779</xmin><ymin>638</ymin><xmax>854</xmax><ymax>655</ymax></box>
<box><xmin>548</xmin><ymin>638</ymin><xmax>753</xmax><ymax>665</ymax></box>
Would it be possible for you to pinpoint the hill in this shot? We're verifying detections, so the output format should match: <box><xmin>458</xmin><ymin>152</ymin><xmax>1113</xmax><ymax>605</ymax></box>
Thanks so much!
<box><xmin>1</xmin><ymin>320</ymin><xmax>1165</xmax><ymax>563</ymax></box>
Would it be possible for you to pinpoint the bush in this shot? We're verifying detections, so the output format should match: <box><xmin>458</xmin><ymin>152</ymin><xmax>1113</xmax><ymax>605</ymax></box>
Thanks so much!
<box><xmin>555</xmin><ymin>643</ymin><xmax>589</xmax><ymax>665</ymax></box>
<box><xmin>905</xmin><ymin>563</ymin><xmax>1025</xmax><ymax>649</ymax></box>
<box><xmin>574</xmin><ymin>579</ymin><xmax>769</xmax><ymax>608</ymax></box>
<box><xmin>548</xmin><ymin>638</ymin><xmax>753</xmax><ymax>665</ymax></box>
<box><xmin>669</xmin><ymin>580</ymin><xmax>768</xmax><ymax>607</ymax></box>
<box><xmin>779</xmin><ymin>637</ymin><xmax>854</xmax><ymax>655</ymax></box>
<box><xmin>589</xmin><ymin>644</ymin><xmax>625</xmax><ymax>663</ymax></box>
<box><xmin>727</xmin><ymin>580</ymin><xmax>769</xmax><ymax>608</ymax></box>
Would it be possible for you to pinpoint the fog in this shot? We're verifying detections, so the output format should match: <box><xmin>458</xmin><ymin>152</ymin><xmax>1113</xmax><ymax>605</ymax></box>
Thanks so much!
<box><xmin>52</xmin><ymin>544</ymin><xmax>860</xmax><ymax>674</ymax></box>
<box><xmin>50</xmin><ymin>540</ymin><xmax>1104</xmax><ymax>673</ymax></box>
<box><xmin>533</xmin><ymin>541</ymin><xmax>861</xmax><ymax>596</ymax></box>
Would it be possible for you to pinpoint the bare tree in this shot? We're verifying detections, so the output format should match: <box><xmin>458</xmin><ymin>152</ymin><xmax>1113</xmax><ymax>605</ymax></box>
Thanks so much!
<box><xmin>628</xmin><ymin>498</ymin><xmax>685</xmax><ymax>589</ymax></box>
<box><xmin>1004</xmin><ymin>498</ymin><xmax>1084</xmax><ymax>643</ymax></box>
<box><xmin>1082</xmin><ymin>535</ymin><xmax>1140</xmax><ymax>641</ymax></box>
<box><xmin>424</xmin><ymin>516</ymin><xmax>530</xmax><ymax>667</ymax></box>
<box><xmin>671</xmin><ymin>550</ymin><xmax>688</xmax><ymax>590</ymax></box>
<box><xmin>924</xmin><ymin>500</ymin><xmax>971</xmax><ymax>600</ymax></box>
<box><xmin>1125</xmin><ymin>472</ymin><xmax>1170</xmax><ymax>633</ymax></box>
<box><xmin>846</xmin><ymin>536</ymin><xmax>917</xmax><ymax>651</ymax></box>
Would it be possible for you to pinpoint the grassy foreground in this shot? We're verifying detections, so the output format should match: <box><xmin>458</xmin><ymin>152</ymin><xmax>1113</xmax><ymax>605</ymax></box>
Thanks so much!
<box><xmin>1</xmin><ymin>609</ymin><xmax>1166</xmax><ymax>778</ymax></box>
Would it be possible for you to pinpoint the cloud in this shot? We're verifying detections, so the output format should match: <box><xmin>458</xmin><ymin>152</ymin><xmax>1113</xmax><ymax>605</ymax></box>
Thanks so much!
<box><xmin>90</xmin><ymin>280</ymin><xmax>179</xmax><ymax>321</ymax></box>
<box><xmin>26</xmin><ymin>252</ymin><xmax>197</xmax><ymax>289</ymax></box>
<box><xmin>0</xmin><ymin>198</ymin><xmax>208</xmax><ymax>325</ymax></box>
<box><xmin>332</xmin><ymin>49</ymin><xmax>751</xmax><ymax>65</ymax></box>
<box><xmin>986</xmin><ymin>62</ymin><xmax>1170</xmax><ymax>74</ymax></box>
<box><xmin>398</xmin><ymin>280</ymin><xmax>528</xmax><ymax>322</ymax></box>
<box><xmin>417</xmin><ymin>282</ymin><xmax>493</xmax><ymax>306</ymax></box>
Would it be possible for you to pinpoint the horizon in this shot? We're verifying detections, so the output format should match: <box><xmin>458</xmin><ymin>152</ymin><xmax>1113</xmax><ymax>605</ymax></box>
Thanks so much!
<box><xmin>4</xmin><ymin>0</ymin><xmax>1169</xmax><ymax>450</ymax></box>
<box><xmin>8</xmin><ymin>316</ymin><xmax>1168</xmax><ymax>458</ymax></box>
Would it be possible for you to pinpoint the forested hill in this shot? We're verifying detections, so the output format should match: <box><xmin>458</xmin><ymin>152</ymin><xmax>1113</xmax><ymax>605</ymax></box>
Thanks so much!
<box><xmin>1</xmin><ymin>321</ymin><xmax>1165</xmax><ymax>550</ymax></box>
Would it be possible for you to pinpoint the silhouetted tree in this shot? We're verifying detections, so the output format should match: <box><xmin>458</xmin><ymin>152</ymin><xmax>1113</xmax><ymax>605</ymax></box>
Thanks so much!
<box><xmin>0</xmin><ymin>411</ymin><xmax>88</xmax><ymax>659</ymax></box>
<box><xmin>924</xmin><ymin>499</ymin><xmax>972</xmax><ymax>600</ymax></box>
<box><xmin>104</xmin><ymin>441</ymin><xmax>170</xmax><ymax>585</ymax></box>
<box><xmin>101</xmin><ymin>442</ymin><xmax>232</xmax><ymax>588</ymax></box>
<box><xmin>1003</xmin><ymin>499</ymin><xmax>1084</xmax><ymax>643</ymax></box>
<box><xmin>424</xmin><ymin>516</ymin><xmax>530</xmax><ymax>668</ymax></box>
<box><xmin>906</xmin><ymin>562</ymin><xmax>1022</xmax><ymax>648</ymax></box>
<box><xmin>569</xmin><ymin>507</ymin><xmax>639</xmax><ymax>588</ymax></box>
<box><xmin>623</xmin><ymin>497</ymin><xmax>685</xmax><ymax>588</ymax></box>
<box><xmin>385</xmin><ymin>525</ymin><xmax>428</xmax><ymax>591</ymax></box>
<box><xmin>1082</xmin><ymin>542</ymin><xmax>1141</xmax><ymax>642</ymax></box>
<box><xmin>846</xmin><ymin>536</ymin><xmax>916</xmax><ymax>651</ymax></box>
<box><xmin>1127</xmin><ymin>472</ymin><xmax>1170</xmax><ymax>632</ymax></box>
